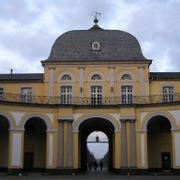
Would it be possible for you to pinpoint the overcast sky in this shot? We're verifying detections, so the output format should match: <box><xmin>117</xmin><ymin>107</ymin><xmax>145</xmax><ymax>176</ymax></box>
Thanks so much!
<box><xmin>0</xmin><ymin>0</ymin><xmax>180</xmax><ymax>74</ymax></box>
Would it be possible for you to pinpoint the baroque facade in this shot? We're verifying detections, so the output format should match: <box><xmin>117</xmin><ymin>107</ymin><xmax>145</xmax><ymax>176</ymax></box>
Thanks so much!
<box><xmin>0</xmin><ymin>21</ymin><xmax>180</xmax><ymax>174</ymax></box>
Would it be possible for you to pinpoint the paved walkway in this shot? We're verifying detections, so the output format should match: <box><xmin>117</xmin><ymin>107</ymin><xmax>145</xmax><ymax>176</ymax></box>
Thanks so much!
<box><xmin>0</xmin><ymin>173</ymin><xmax>179</xmax><ymax>180</ymax></box>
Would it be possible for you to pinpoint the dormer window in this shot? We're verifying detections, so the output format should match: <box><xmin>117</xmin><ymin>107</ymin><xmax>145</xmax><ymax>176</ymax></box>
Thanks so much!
<box><xmin>92</xmin><ymin>41</ymin><xmax>101</xmax><ymax>51</ymax></box>
<box><xmin>61</xmin><ymin>74</ymin><xmax>72</xmax><ymax>81</ymax></box>
<box><xmin>91</xmin><ymin>74</ymin><xmax>102</xmax><ymax>80</ymax></box>
<box><xmin>121</xmin><ymin>74</ymin><xmax>132</xmax><ymax>80</ymax></box>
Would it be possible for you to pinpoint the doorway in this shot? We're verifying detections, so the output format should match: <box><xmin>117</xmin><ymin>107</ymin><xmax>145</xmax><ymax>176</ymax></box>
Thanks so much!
<box><xmin>161</xmin><ymin>152</ymin><xmax>171</xmax><ymax>170</ymax></box>
<box><xmin>24</xmin><ymin>152</ymin><xmax>34</xmax><ymax>170</ymax></box>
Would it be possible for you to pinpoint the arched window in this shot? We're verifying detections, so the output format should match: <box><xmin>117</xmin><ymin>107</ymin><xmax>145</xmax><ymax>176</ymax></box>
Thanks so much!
<box><xmin>91</xmin><ymin>74</ymin><xmax>102</xmax><ymax>80</ymax></box>
<box><xmin>61</xmin><ymin>74</ymin><xmax>72</xmax><ymax>81</ymax></box>
<box><xmin>121</xmin><ymin>74</ymin><xmax>132</xmax><ymax>80</ymax></box>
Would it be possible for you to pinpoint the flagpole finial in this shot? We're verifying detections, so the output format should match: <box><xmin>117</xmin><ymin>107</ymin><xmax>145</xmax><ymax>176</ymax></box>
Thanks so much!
<box><xmin>92</xmin><ymin>11</ymin><xmax>101</xmax><ymax>24</ymax></box>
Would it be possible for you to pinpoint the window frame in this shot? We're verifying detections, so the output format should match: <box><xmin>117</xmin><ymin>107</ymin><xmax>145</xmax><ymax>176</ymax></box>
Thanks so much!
<box><xmin>60</xmin><ymin>85</ymin><xmax>73</xmax><ymax>104</ymax></box>
<box><xmin>90</xmin><ymin>85</ymin><xmax>103</xmax><ymax>105</ymax></box>
<box><xmin>121</xmin><ymin>85</ymin><xmax>133</xmax><ymax>104</ymax></box>
<box><xmin>162</xmin><ymin>86</ymin><xmax>175</xmax><ymax>103</ymax></box>
<box><xmin>20</xmin><ymin>87</ymin><xmax>33</xmax><ymax>103</ymax></box>
<box><xmin>0</xmin><ymin>87</ymin><xmax>4</xmax><ymax>100</ymax></box>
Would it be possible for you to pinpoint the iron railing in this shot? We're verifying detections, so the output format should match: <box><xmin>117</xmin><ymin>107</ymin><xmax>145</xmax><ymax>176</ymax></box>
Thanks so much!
<box><xmin>0</xmin><ymin>93</ymin><xmax>180</xmax><ymax>105</ymax></box>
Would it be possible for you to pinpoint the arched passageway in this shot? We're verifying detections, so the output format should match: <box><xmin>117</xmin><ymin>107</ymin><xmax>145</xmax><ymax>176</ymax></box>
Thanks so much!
<box><xmin>147</xmin><ymin>116</ymin><xmax>172</xmax><ymax>170</ymax></box>
<box><xmin>87</xmin><ymin>131</ymin><xmax>109</xmax><ymax>171</ymax></box>
<box><xmin>0</xmin><ymin>115</ymin><xmax>9</xmax><ymax>170</ymax></box>
<box><xmin>24</xmin><ymin>117</ymin><xmax>47</xmax><ymax>171</ymax></box>
<box><xmin>79</xmin><ymin>117</ymin><xmax>115</xmax><ymax>171</ymax></box>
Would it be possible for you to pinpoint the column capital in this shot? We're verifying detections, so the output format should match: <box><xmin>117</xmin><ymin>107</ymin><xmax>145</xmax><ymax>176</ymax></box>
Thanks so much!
<box><xmin>129</xmin><ymin>119</ymin><xmax>136</xmax><ymax>123</ymax></box>
<box><xmin>46</xmin><ymin>129</ymin><xmax>58</xmax><ymax>133</ymax></box>
<box><xmin>58</xmin><ymin>116</ymin><xmax>74</xmax><ymax>122</ymax></box>
<box><xmin>136</xmin><ymin>129</ymin><xmax>147</xmax><ymax>133</ymax></box>
<box><xmin>120</xmin><ymin>115</ymin><xmax>135</xmax><ymax>121</ymax></box>
<box><xmin>9</xmin><ymin>128</ymin><xmax>24</xmax><ymax>132</ymax></box>
<box><xmin>171</xmin><ymin>128</ymin><xmax>180</xmax><ymax>132</ymax></box>
<box><xmin>120</xmin><ymin>119</ymin><xmax>127</xmax><ymax>122</ymax></box>
<box><xmin>108</xmin><ymin>65</ymin><xmax>115</xmax><ymax>69</ymax></box>
<box><xmin>138</xmin><ymin>65</ymin><xmax>145</xmax><ymax>69</ymax></box>
<box><xmin>48</xmin><ymin>66</ymin><xmax>56</xmax><ymax>70</ymax></box>
<box><xmin>78</xmin><ymin>66</ymin><xmax>85</xmax><ymax>70</ymax></box>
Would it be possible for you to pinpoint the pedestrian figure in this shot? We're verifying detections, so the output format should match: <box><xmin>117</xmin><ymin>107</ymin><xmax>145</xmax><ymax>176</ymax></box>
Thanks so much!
<box><xmin>100</xmin><ymin>161</ymin><xmax>103</xmax><ymax>171</ymax></box>
<box><xmin>88</xmin><ymin>162</ymin><xmax>93</xmax><ymax>170</ymax></box>
<box><xmin>93</xmin><ymin>161</ymin><xmax>98</xmax><ymax>170</ymax></box>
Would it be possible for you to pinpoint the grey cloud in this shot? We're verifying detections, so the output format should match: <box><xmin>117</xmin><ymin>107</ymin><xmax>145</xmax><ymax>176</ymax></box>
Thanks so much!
<box><xmin>0</xmin><ymin>0</ymin><xmax>180</xmax><ymax>73</ymax></box>
<box><xmin>123</xmin><ymin>0</ymin><xmax>180</xmax><ymax>71</ymax></box>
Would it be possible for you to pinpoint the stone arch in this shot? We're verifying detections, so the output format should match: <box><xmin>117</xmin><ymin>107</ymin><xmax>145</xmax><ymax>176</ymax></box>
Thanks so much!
<box><xmin>72</xmin><ymin>114</ymin><xmax>120</xmax><ymax>133</ymax></box>
<box><xmin>20</xmin><ymin>113</ymin><xmax>53</xmax><ymax>132</ymax></box>
<box><xmin>87</xmin><ymin>70</ymin><xmax>106</xmax><ymax>81</ymax></box>
<box><xmin>59</xmin><ymin>71</ymin><xmax>75</xmax><ymax>82</ymax></box>
<box><xmin>119</xmin><ymin>71</ymin><xmax>134</xmax><ymax>81</ymax></box>
<box><xmin>121</xmin><ymin>74</ymin><xmax>132</xmax><ymax>80</ymax></box>
<box><xmin>0</xmin><ymin>112</ymin><xmax>16</xmax><ymax>129</ymax></box>
<box><xmin>142</xmin><ymin>112</ymin><xmax>177</xmax><ymax>131</ymax></box>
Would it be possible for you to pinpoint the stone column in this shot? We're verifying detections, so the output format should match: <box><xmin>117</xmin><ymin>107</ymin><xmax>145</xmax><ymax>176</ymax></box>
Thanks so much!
<box><xmin>8</xmin><ymin>129</ymin><xmax>24</xmax><ymax>169</ymax></box>
<box><xmin>171</xmin><ymin>129</ymin><xmax>180</xmax><ymax>169</ymax></box>
<box><xmin>114</xmin><ymin>131</ymin><xmax>121</xmax><ymax>169</ymax></box>
<box><xmin>120</xmin><ymin>119</ymin><xmax>127</xmax><ymax>168</ymax></box>
<box><xmin>129</xmin><ymin>119</ymin><xmax>136</xmax><ymax>167</ymax></box>
<box><xmin>46</xmin><ymin>131</ymin><xmax>57</xmax><ymax>169</ymax></box>
<box><xmin>67</xmin><ymin>122</ymin><xmax>73</xmax><ymax>168</ymax></box>
<box><xmin>58</xmin><ymin>121</ymin><xmax>64</xmax><ymax>168</ymax></box>
<box><xmin>73</xmin><ymin>132</ymin><xmax>79</xmax><ymax>169</ymax></box>
<box><xmin>137</xmin><ymin>130</ymin><xmax>148</xmax><ymax>169</ymax></box>
<box><xmin>58</xmin><ymin>117</ymin><xmax>73</xmax><ymax>169</ymax></box>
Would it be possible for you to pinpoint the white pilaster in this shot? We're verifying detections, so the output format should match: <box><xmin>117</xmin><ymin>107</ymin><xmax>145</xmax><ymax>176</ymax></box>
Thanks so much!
<box><xmin>46</xmin><ymin>131</ymin><xmax>56</xmax><ymax>169</ymax></box>
<box><xmin>140</xmin><ymin>132</ymin><xmax>147</xmax><ymax>168</ymax></box>
<box><xmin>173</xmin><ymin>132</ymin><xmax>180</xmax><ymax>167</ymax></box>
<box><xmin>79</xmin><ymin>67</ymin><xmax>85</xmax><ymax>100</ymax></box>
<box><xmin>49</xmin><ymin>67</ymin><xmax>55</xmax><ymax>97</ymax></box>
<box><xmin>139</xmin><ymin>66</ymin><xmax>145</xmax><ymax>102</ymax></box>
<box><xmin>9</xmin><ymin>130</ymin><xmax>24</xmax><ymax>168</ymax></box>
<box><xmin>109</xmin><ymin>66</ymin><xmax>115</xmax><ymax>100</ymax></box>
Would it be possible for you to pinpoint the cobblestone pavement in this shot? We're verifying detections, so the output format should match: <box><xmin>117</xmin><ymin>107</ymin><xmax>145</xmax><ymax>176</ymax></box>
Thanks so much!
<box><xmin>0</xmin><ymin>174</ymin><xmax>179</xmax><ymax>180</ymax></box>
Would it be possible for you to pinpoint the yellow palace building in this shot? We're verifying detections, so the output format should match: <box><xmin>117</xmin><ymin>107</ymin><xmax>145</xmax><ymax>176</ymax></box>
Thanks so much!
<box><xmin>0</xmin><ymin>19</ymin><xmax>180</xmax><ymax>174</ymax></box>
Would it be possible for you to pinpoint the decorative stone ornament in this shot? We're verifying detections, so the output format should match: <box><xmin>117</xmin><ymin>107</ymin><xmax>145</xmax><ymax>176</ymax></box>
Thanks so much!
<box><xmin>91</xmin><ymin>41</ymin><xmax>101</xmax><ymax>51</ymax></box>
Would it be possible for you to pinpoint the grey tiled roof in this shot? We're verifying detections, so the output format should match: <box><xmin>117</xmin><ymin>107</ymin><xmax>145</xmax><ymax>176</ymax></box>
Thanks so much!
<box><xmin>150</xmin><ymin>72</ymin><xmax>180</xmax><ymax>80</ymax></box>
<box><xmin>0</xmin><ymin>73</ymin><xmax>43</xmax><ymax>82</ymax></box>
<box><xmin>44</xmin><ymin>25</ymin><xmax>149</xmax><ymax>62</ymax></box>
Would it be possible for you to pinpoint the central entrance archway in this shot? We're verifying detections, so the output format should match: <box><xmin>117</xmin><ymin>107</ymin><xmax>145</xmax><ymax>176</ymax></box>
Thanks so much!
<box><xmin>78</xmin><ymin>117</ymin><xmax>115</xmax><ymax>171</ymax></box>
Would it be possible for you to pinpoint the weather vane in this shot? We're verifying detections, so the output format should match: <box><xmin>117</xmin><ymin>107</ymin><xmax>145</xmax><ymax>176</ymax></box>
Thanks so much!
<box><xmin>92</xmin><ymin>11</ymin><xmax>101</xmax><ymax>24</ymax></box>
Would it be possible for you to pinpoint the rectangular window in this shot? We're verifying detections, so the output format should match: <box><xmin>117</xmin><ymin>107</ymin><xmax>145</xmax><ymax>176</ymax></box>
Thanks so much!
<box><xmin>0</xmin><ymin>88</ymin><xmax>4</xmax><ymax>100</ymax></box>
<box><xmin>60</xmin><ymin>86</ymin><xmax>72</xmax><ymax>104</ymax></box>
<box><xmin>91</xmin><ymin>86</ymin><xmax>103</xmax><ymax>105</ymax></box>
<box><xmin>163</xmin><ymin>86</ymin><xmax>174</xmax><ymax>102</ymax></box>
<box><xmin>121</xmin><ymin>85</ymin><xmax>133</xmax><ymax>104</ymax></box>
<box><xmin>21</xmin><ymin>88</ymin><xmax>33</xmax><ymax>103</ymax></box>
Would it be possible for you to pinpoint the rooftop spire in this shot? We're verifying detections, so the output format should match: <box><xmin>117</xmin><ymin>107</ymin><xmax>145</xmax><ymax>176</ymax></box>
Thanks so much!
<box><xmin>92</xmin><ymin>11</ymin><xmax>101</xmax><ymax>24</ymax></box>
